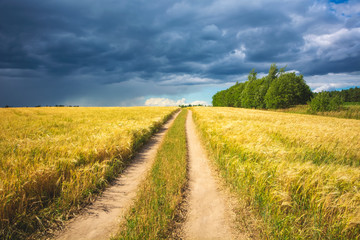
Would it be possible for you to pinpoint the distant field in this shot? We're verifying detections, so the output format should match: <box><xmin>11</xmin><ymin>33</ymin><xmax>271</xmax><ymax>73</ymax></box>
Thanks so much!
<box><xmin>192</xmin><ymin>107</ymin><xmax>360</xmax><ymax>239</ymax></box>
<box><xmin>0</xmin><ymin>107</ymin><xmax>177</xmax><ymax>239</ymax></box>
<box><xmin>275</xmin><ymin>102</ymin><xmax>360</xmax><ymax>120</ymax></box>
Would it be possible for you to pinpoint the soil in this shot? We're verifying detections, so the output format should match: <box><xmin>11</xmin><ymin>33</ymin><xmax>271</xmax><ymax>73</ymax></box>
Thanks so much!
<box><xmin>182</xmin><ymin>110</ymin><xmax>247</xmax><ymax>240</ymax></box>
<box><xmin>50</xmin><ymin>111</ymin><xmax>180</xmax><ymax>240</ymax></box>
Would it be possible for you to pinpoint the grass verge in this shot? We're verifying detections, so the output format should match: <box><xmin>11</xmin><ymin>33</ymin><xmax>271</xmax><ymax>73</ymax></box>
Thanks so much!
<box><xmin>113</xmin><ymin>109</ymin><xmax>188</xmax><ymax>239</ymax></box>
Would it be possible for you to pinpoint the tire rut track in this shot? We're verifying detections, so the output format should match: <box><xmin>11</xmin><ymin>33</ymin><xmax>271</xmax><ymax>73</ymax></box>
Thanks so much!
<box><xmin>181</xmin><ymin>110</ymin><xmax>246</xmax><ymax>240</ymax></box>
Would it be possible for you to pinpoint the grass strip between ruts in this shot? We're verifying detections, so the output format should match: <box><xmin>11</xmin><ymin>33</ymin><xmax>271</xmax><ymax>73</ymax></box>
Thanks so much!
<box><xmin>113</xmin><ymin>109</ymin><xmax>188</xmax><ymax>239</ymax></box>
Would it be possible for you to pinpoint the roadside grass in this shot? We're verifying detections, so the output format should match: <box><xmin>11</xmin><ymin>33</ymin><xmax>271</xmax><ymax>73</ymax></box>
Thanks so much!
<box><xmin>275</xmin><ymin>103</ymin><xmax>360</xmax><ymax>120</ymax></box>
<box><xmin>0</xmin><ymin>107</ymin><xmax>177</xmax><ymax>239</ymax></box>
<box><xmin>192</xmin><ymin>107</ymin><xmax>360</xmax><ymax>239</ymax></box>
<box><xmin>114</xmin><ymin>109</ymin><xmax>188</xmax><ymax>240</ymax></box>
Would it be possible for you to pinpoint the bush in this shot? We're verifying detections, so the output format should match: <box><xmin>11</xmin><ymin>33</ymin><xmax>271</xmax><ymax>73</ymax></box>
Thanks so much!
<box><xmin>309</xmin><ymin>92</ymin><xmax>344</xmax><ymax>112</ymax></box>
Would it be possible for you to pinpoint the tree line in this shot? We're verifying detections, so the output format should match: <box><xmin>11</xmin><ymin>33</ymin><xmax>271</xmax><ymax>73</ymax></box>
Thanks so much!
<box><xmin>212</xmin><ymin>64</ymin><xmax>313</xmax><ymax>109</ymax></box>
<box><xmin>317</xmin><ymin>87</ymin><xmax>360</xmax><ymax>102</ymax></box>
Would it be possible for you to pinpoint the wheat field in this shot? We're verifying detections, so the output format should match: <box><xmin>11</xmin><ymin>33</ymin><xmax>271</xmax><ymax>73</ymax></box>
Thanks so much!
<box><xmin>0</xmin><ymin>106</ymin><xmax>177</xmax><ymax>239</ymax></box>
<box><xmin>192</xmin><ymin>107</ymin><xmax>360</xmax><ymax>239</ymax></box>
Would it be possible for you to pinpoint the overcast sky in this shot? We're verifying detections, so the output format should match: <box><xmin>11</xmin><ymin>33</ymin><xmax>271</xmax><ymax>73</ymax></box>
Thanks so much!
<box><xmin>1</xmin><ymin>0</ymin><xmax>359</xmax><ymax>107</ymax></box>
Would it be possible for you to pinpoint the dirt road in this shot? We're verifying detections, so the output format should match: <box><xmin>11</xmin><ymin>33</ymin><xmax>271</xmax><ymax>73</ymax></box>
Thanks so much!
<box><xmin>52</xmin><ymin>111</ymin><xmax>180</xmax><ymax>240</ymax></box>
<box><xmin>182</xmin><ymin>110</ymin><xmax>244</xmax><ymax>240</ymax></box>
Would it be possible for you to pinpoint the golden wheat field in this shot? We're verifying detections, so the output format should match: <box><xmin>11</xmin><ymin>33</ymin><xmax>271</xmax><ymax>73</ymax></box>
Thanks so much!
<box><xmin>192</xmin><ymin>107</ymin><xmax>360</xmax><ymax>239</ymax></box>
<box><xmin>0</xmin><ymin>106</ymin><xmax>177</xmax><ymax>239</ymax></box>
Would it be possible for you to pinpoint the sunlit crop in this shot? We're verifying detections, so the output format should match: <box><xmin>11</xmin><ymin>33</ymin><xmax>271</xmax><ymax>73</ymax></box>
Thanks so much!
<box><xmin>192</xmin><ymin>107</ymin><xmax>360</xmax><ymax>239</ymax></box>
<box><xmin>0</xmin><ymin>106</ymin><xmax>177</xmax><ymax>239</ymax></box>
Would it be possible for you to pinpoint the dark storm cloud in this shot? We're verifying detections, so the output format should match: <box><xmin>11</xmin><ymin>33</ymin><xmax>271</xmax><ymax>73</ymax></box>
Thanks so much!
<box><xmin>0</xmin><ymin>0</ymin><xmax>359</xmax><ymax>106</ymax></box>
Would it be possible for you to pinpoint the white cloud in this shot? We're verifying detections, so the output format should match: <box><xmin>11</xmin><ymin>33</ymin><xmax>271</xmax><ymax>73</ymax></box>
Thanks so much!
<box><xmin>190</xmin><ymin>100</ymin><xmax>208</xmax><ymax>105</ymax></box>
<box><xmin>304</xmin><ymin>28</ymin><xmax>360</xmax><ymax>48</ymax></box>
<box><xmin>306</xmin><ymin>72</ymin><xmax>360</xmax><ymax>92</ymax></box>
<box><xmin>285</xmin><ymin>69</ymin><xmax>300</xmax><ymax>74</ymax></box>
<box><xmin>145</xmin><ymin>98</ymin><xmax>186</xmax><ymax>106</ymax></box>
<box><xmin>144</xmin><ymin>98</ymin><xmax>208</xmax><ymax>106</ymax></box>
<box><xmin>313</xmin><ymin>84</ymin><xmax>339</xmax><ymax>93</ymax></box>
<box><xmin>230</xmin><ymin>45</ymin><xmax>246</xmax><ymax>60</ymax></box>
<box><xmin>303</xmin><ymin>28</ymin><xmax>360</xmax><ymax>61</ymax></box>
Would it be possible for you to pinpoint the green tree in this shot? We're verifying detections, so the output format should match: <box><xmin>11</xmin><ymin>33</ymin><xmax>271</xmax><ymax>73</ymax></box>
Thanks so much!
<box><xmin>248</xmin><ymin>68</ymin><xmax>257</xmax><ymax>81</ymax></box>
<box><xmin>265</xmin><ymin>72</ymin><xmax>312</xmax><ymax>109</ymax></box>
<box><xmin>241</xmin><ymin>69</ymin><xmax>259</xmax><ymax>108</ymax></box>
<box><xmin>231</xmin><ymin>82</ymin><xmax>246</xmax><ymax>107</ymax></box>
<box><xmin>309</xmin><ymin>92</ymin><xmax>344</xmax><ymax>112</ymax></box>
<box><xmin>267</xmin><ymin>63</ymin><xmax>278</xmax><ymax>81</ymax></box>
<box><xmin>212</xmin><ymin>64</ymin><xmax>313</xmax><ymax>109</ymax></box>
<box><xmin>212</xmin><ymin>90</ymin><xmax>227</xmax><ymax>106</ymax></box>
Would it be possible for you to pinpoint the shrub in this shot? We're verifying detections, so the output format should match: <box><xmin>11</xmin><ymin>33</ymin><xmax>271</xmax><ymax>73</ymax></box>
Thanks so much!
<box><xmin>309</xmin><ymin>92</ymin><xmax>344</xmax><ymax>112</ymax></box>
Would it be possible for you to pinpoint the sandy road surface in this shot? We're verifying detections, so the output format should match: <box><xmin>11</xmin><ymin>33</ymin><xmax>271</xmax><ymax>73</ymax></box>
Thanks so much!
<box><xmin>182</xmin><ymin>110</ymin><xmax>245</xmax><ymax>240</ymax></box>
<box><xmin>52</xmin><ymin>111</ymin><xmax>180</xmax><ymax>240</ymax></box>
